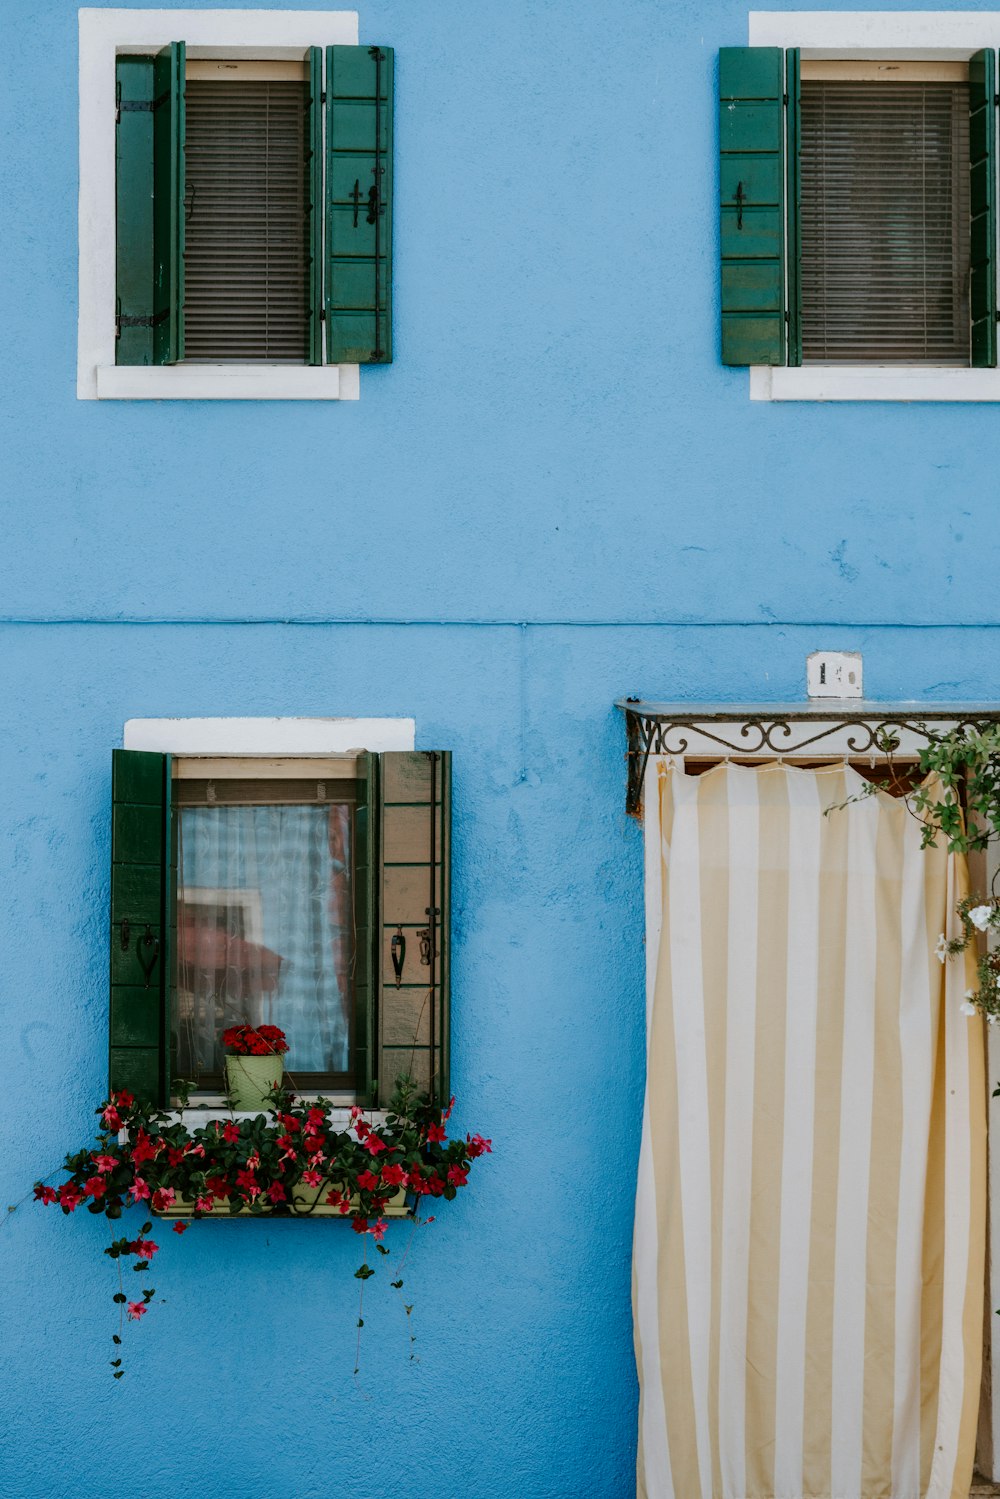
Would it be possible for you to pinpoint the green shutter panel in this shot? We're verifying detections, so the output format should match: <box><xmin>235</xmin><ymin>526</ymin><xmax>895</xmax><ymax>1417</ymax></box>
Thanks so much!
<box><xmin>308</xmin><ymin>47</ymin><xmax>324</xmax><ymax>366</ymax></box>
<box><xmin>970</xmin><ymin>49</ymin><xmax>997</xmax><ymax>368</ymax></box>
<box><xmin>785</xmin><ymin>48</ymin><xmax>802</xmax><ymax>367</ymax></box>
<box><xmin>375</xmin><ymin>752</ymin><xmax>450</xmax><ymax>1107</ymax></box>
<box><xmin>152</xmin><ymin>41</ymin><xmax>185</xmax><ymax>365</ymax></box>
<box><xmin>719</xmin><ymin>47</ymin><xmax>786</xmax><ymax>366</ymax></box>
<box><xmin>115</xmin><ymin>57</ymin><xmax>157</xmax><ymax>365</ymax></box>
<box><xmin>351</xmin><ymin>752</ymin><xmax>378</xmax><ymax>1106</ymax></box>
<box><xmin>325</xmin><ymin>45</ymin><xmax>393</xmax><ymax>364</ymax></box>
<box><xmin>109</xmin><ymin>751</ymin><xmax>173</xmax><ymax>1105</ymax></box>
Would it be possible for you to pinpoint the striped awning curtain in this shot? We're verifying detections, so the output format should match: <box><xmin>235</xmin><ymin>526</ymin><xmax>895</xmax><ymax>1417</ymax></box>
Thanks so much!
<box><xmin>634</xmin><ymin>761</ymin><xmax>986</xmax><ymax>1499</ymax></box>
<box><xmin>800</xmin><ymin>81</ymin><xmax>971</xmax><ymax>364</ymax></box>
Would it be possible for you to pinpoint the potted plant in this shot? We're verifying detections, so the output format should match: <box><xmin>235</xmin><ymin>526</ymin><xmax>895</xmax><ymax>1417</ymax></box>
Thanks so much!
<box><xmin>221</xmin><ymin>1023</ymin><xmax>288</xmax><ymax>1110</ymax></box>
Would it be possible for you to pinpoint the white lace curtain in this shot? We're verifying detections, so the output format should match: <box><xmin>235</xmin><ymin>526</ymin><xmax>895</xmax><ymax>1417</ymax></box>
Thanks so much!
<box><xmin>174</xmin><ymin>803</ymin><xmax>352</xmax><ymax>1078</ymax></box>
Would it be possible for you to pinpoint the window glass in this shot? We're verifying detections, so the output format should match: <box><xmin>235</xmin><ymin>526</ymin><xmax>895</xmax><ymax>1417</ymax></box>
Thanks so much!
<box><xmin>174</xmin><ymin>785</ymin><xmax>354</xmax><ymax>1088</ymax></box>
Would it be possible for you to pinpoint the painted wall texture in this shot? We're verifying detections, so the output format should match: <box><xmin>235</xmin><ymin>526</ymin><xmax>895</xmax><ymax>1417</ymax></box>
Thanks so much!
<box><xmin>4</xmin><ymin>0</ymin><xmax>1000</xmax><ymax>1496</ymax></box>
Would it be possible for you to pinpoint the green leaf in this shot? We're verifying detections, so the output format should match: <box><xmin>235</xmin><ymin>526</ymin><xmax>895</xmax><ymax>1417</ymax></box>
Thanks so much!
<box><xmin>112</xmin><ymin>1335</ymin><xmax>121</xmax><ymax>1345</ymax></box>
<box><xmin>390</xmin><ymin>1279</ymin><xmax>403</xmax><ymax>1289</ymax></box>
<box><xmin>110</xmin><ymin>1359</ymin><xmax>122</xmax><ymax>1368</ymax></box>
<box><xmin>353</xmin><ymin>1264</ymin><xmax>375</xmax><ymax>1280</ymax></box>
<box><xmin>140</xmin><ymin>1221</ymin><xmax>152</xmax><ymax>1233</ymax></box>
<box><xmin>404</xmin><ymin>1304</ymin><xmax>413</xmax><ymax>1315</ymax></box>
<box><xmin>113</xmin><ymin>1293</ymin><xmax>126</xmax><ymax>1304</ymax></box>
<box><xmin>113</xmin><ymin>1369</ymin><xmax>125</xmax><ymax>1379</ymax></box>
<box><xmin>357</xmin><ymin>1318</ymin><xmax>364</xmax><ymax>1327</ymax></box>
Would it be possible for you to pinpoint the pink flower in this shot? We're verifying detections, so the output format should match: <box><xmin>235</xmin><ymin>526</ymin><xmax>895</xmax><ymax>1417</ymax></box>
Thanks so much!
<box><xmin>126</xmin><ymin>1301</ymin><xmax>147</xmax><ymax>1320</ymax></box>
<box><xmin>128</xmin><ymin>1178</ymin><xmax>151</xmax><ymax>1203</ymax></box>
<box><xmin>92</xmin><ymin>1154</ymin><xmax>119</xmax><ymax>1173</ymax></box>
<box><xmin>151</xmin><ymin>1187</ymin><xmax>175</xmax><ymax>1212</ymax></box>
<box><xmin>194</xmin><ymin>1196</ymin><xmax>215</xmax><ymax>1213</ymax></box>
<box><xmin>101</xmin><ymin>1105</ymin><xmax>122</xmax><ymax>1130</ymax></box>
<box><xmin>134</xmin><ymin>1240</ymin><xmax>158</xmax><ymax>1260</ymax></box>
<box><xmin>300</xmin><ymin>1170</ymin><xmax>322</xmax><ymax>1188</ymax></box>
<box><xmin>443</xmin><ymin>1096</ymin><xmax>456</xmax><ymax>1121</ymax></box>
<box><xmin>187</xmin><ymin>1143</ymin><xmax>206</xmax><ymax>1159</ymax></box>
<box><xmin>372</xmin><ymin>1218</ymin><xmax>387</xmax><ymax>1242</ymax></box>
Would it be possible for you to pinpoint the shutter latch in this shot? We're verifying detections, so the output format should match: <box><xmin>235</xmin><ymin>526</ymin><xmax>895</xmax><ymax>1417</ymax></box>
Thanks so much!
<box><xmin>390</xmin><ymin>926</ymin><xmax>406</xmax><ymax>988</ymax></box>
<box><xmin>735</xmin><ymin>180</ymin><xmax>745</xmax><ymax>231</ymax></box>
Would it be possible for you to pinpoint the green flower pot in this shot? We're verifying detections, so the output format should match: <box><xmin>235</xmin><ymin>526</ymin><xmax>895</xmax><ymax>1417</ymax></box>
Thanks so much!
<box><xmin>224</xmin><ymin>1052</ymin><xmax>283</xmax><ymax>1111</ymax></box>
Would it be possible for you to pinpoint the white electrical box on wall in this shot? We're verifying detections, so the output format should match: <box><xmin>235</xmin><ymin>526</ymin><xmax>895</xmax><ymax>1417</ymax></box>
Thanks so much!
<box><xmin>806</xmin><ymin>651</ymin><xmax>863</xmax><ymax>699</ymax></box>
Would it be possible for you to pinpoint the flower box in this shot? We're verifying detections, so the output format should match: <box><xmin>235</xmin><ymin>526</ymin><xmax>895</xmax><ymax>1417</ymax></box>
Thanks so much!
<box><xmin>153</xmin><ymin>1184</ymin><xmax>411</xmax><ymax>1220</ymax></box>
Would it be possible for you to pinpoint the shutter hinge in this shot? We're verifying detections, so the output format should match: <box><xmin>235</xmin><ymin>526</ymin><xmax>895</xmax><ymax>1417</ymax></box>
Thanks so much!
<box><xmin>116</xmin><ymin>90</ymin><xmax>170</xmax><ymax>123</ymax></box>
<box><xmin>116</xmin><ymin>309</ymin><xmax>170</xmax><ymax>337</ymax></box>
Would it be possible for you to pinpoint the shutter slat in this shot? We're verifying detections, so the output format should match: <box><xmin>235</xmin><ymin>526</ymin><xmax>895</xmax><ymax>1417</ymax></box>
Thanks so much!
<box><xmin>800</xmin><ymin>80</ymin><xmax>971</xmax><ymax>363</ymax></box>
<box><xmin>719</xmin><ymin>47</ymin><xmax>786</xmax><ymax>366</ymax></box>
<box><xmin>184</xmin><ymin>80</ymin><xmax>310</xmax><ymax>362</ymax></box>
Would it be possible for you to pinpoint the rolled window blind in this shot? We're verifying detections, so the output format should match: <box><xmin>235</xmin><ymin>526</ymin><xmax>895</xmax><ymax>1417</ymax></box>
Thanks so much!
<box><xmin>800</xmin><ymin>81</ymin><xmax>971</xmax><ymax>364</ymax></box>
<box><xmin>184</xmin><ymin>80</ymin><xmax>309</xmax><ymax>362</ymax></box>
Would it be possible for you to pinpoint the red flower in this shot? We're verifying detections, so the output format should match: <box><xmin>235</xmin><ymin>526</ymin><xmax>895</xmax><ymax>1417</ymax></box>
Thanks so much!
<box><xmin>172</xmin><ymin>1221</ymin><xmax>190</xmax><ymax>1234</ymax></box>
<box><xmin>466</xmin><ymin>1134</ymin><xmax>492</xmax><ymax>1157</ymax></box>
<box><xmin>443</xmin><ymin>1096</ymin><xmax>456</xmax><ymax>1121</ymax></box>
<box><xmin>325</xmin><ymin>1188</ymin><xmax>344</xmax><ymax>1208</ymax></box>
<box><xmin>167</xmin><ymin>1147</ymin><xmax>186</xmax><ymax>1168</ymax></box>
<box><xmin>101</xmin><ymin>1105</ymin><xmax>122</xmax><ymax>1131</ymax></box>
<box><xmin>352</xmin><ymin>1217</ymin><xmax>369</xmax><ymax>1234</ymax></box>
<box><xmin>33</xmin><ymin>1184</ymin><xmax>57</xmax><ymax>1205</ymax></box>
<box><xmin>235</xmin><ymin>1168</ymin><xmax>258</xmax><ymax>1194</ymax></box>
<box><xmin>133</xmin><ymin>1239</ymin><xmax>158</xmax><ymax>1259</ymax></box>
<box><xmin>447</xmin><ymin>1165</ymin><xmax>468</xmax><ymax>1186</ymax></box>
<box><xmin>354</xmin><ymin>1118</ymin><xmax>371</xmax><ymax>1141</ymax></box>
<box><xmin>380</xmin><ymin>1163</ymin><xmax>406</xmax><ymax>1186</ymax></box>
<box><xmin>222</xmin><ymin>1122</ymin><xmax>240</xmax><ymax>1144</ymax></box>
<box><xmin>84</xmin><ymin>1176</ymin><xmax>107</xmax><ymax>1199</ymax></box>
<box><xmin>58</xmin><ymin>1183</ymin><xmax>84</xmax><ymax>1211</ymax></box>
<box><xmin>151</xmin><ymin>1187</ymin><xmax>175</xmax><ymax>1212</ymax></box>
<box><xmin>205</xmin><ymin>1175</ymin><xmax>229</xmax><ymax>1198</ymax></box>
<box><xmin>126</xmin><ymin>1301</ymin><xmax>147</xmax><ymax>1320</ymax></box>
<box><xmin>362</xmin><ymin>1135</ymin><xmax>387</xmax><ymax>1156</ymax></box>
<box><xmin>266</xmin><ymin>1182</ymin><xmax>287</xmax><ymax>1204</ymax></box>
<box><xmin>307</xmin><ymin>1108</ymin><xmax>325</xmax><ymax>1127</ymax></box>
<box><xmin>222</xmin><ymin>1023</ymin><xmax>288</xmax><ymax>1056</ymax></box>
<box><xmin>300</xmin><ymin>1170</ymin><xmax>322</xmax><ymax>1188</ymax></box>
<box><xmin>426</xmin><ymin>1122</ymin><xmax>446</xmax><ymax>1143</ymax></box>
<box><xmin>130</xmin><ymin>1130</ymin><xmax>157</xmax><ymax>1165</ymax></box>
<box><xmin>91</xmin><ymin>1153</ymin><xmax>118</xmax><ymax>1173</ymax></box>
<box><xmin>356</xmin><ymin>1170</ymin><xmax>379</xmax><ymax>1191</ymax></box>
<box><xmin>276</xmin><ymin>1133</ymin><xmax>296</xmax><ymax>1153</ymax></box>
<box><xmin>115</xmin><ymin>1090</ymin><xmax>135</xmax><ymax>1108</ymax></box>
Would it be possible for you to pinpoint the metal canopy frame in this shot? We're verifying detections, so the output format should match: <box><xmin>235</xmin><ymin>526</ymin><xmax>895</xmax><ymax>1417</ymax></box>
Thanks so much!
<box><xmin>617</xmin><ymin>699</ymin><xmax>1000</xmax><ymax>815</ymax></box>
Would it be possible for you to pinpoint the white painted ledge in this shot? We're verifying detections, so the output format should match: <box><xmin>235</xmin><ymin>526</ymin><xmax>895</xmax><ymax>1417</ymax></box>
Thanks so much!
<box><xmin>750</xmin><ymin>365</ymin><xmax>1000</xmax><ymax>402</ymax></box>
<box><xmin>96</xmin><ymin>364</ymin><xmax>358</xmax><ymax>401</ymax></box>
<box><xmin>123</xmin><ymin>718</ymin><xmax>416</xmax><ymax>754</ymax></box>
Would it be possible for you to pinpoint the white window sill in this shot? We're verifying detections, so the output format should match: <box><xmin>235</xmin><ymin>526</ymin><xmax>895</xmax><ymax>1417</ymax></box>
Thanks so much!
<box><xmin>95</xmin><ymin>364</ymin><xmax>359</xmax><ymax>401</ymax></box>
<box><xmin>750</xmin><ymin>365</ymin><xmax>1000</xmax><ymax>403</ymax></box>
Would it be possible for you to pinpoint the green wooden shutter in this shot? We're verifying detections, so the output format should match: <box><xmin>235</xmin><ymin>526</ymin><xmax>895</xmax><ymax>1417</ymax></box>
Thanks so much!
<box><xmin>970</xmin><ymin>49</ymin><xmax>997</xmax><ymax>368</ymax></box>
<box><xmin>325</xmin><ymin>45</ymin><xmax>393</xmax><ymax>364</ymax></box>
<box><xmin>351</xmin><ymin>752</ymin><xmax>378</xmax><ymax>1106</ymax></box>
<box><xmin>115</xmin><ymin>57</ymin><xmax>157</xmax><ymax>366</ymax></box>
<box><xmin>308</xmin><ymin>47</ymin><xmax>324</xmax><ymax>366</ymax></box>
<box><xmin>785</xmin><ymin>48</ymin><xmax>802</xmax><ymax>367</ymax></box>
<box><xmin>375</xmin><ymin>752</ymin><xmax>450</xmax><ymax>1107</ymax></box>
<box><xmin>109</xmin><ymin>751</ymin><xmax>174</xmax><ymax>1105</ymax></box>
<box><xmin>152</xmin><ymin>41</ymin><xmax>185</xmax><ymax>365</ymax></box>
<box><xmin>719</xmin><ymin>47</ymin><xmax>786</xmax><ymax>366</ymax></box>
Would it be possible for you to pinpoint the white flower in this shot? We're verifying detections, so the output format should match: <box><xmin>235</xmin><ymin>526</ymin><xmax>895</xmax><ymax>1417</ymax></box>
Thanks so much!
<box><xmin>969</xmin><ymin>904</ymin><xmax>994</xmax><ymax>932</ymax></box>
<box><xmin>960</xmin><ymin>1002</ymin><xmax>978</xmax><ymax>1017</ymax></box>
<box><xmin>935</xmin><ymin>934</ymin><xmax>948</xmax><ymax>964</ymax></box>
<box><xmin>989</xmin><ymin>1014</ymin><xmax>999</xmax><ymax>1027</ymax></box>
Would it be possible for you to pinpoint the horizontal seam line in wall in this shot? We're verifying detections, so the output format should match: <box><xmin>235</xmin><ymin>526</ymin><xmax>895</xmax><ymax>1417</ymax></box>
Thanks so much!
<box><xmin>2</xmin><ymin>617</ymin><xmax>1000</xmax><ymax>630</ymax></box>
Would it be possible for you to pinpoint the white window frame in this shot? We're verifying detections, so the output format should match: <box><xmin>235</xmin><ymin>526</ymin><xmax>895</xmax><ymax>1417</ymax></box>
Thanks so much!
<box><xmin>749</xmin><ymin>11</ymin><xmax>1000</xmax><ymax>402</ymax></box>
<box><xmin>78</xmin><ymin>8</ymin><xmax>362</xmax><ymax>402</ymax></box>
<box><xmin>123</xmin><ymin>715</ymin><xmax>414</xmax><ymax>1121</ymax></box>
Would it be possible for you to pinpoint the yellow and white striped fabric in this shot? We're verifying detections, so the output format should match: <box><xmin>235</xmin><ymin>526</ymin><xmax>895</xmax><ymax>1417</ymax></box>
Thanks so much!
<box><xmin>635</xmin><ymin>761</ymin><xmax>986</xmax><ymax>1499</ymax></box>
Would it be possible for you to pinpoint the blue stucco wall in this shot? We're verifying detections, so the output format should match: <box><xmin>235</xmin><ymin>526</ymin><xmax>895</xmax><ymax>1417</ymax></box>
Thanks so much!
<box><xmin>4</xmin><ymin>0</ymin><xmax>1000</xmax><ymax>1495</ymax></box>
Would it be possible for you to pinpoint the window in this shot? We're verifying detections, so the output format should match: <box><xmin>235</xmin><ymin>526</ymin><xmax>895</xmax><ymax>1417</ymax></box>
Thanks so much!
<box><xmin>109</xmin><ymin>749</ymin><xmax>450</xmax><ymax>1109</ymax></box>
<box><xmin>720</xmin><ymin>45</ymin><xmax>996</xmax><ymax>372</ymax></box>
<box><xmin>78</xmin><ymin>11</ymin><xmax>391</xmax><ymax>400</ymax></box>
